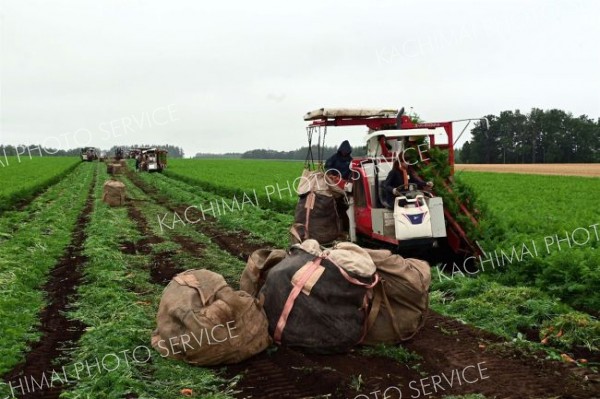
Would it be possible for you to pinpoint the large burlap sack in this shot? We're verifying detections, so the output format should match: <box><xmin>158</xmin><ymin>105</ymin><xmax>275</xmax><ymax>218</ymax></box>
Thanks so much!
<box><xmin>102</xmin><ymin>180</ymin><xmax>126</xmax><ymax>207</ymax></box>
<box><xmin>260</xmin><ymin>241</ymin><xmax>378</xmax><ymax>354</ymax></box>
<box><xmin>292</xmin><ymin>193</ymin><xmax>341</xmax><ymax>244</ymax></box>
<box><xmin>363</xmin><ymin>248</ymin><xmax>430</xmax><ymax>344</ymax></box>
<box><xmin>151</xmin><ymin>269</ymin><xmax>271</xmax><ymax>366</ymax></box>
<box><xmin>291</xmin><ymin>170</ymin><xmax>346</xmax><ymax>245</ymax></box>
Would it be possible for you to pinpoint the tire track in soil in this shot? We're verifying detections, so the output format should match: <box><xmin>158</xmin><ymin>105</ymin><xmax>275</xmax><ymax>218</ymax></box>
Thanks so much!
<box><xmin>123</xmin><ymin>200</ymin><xmax>185</xmax><ymax>285</ymax></box>
<box><xmin>2</xmin><ymin>166</ymin><xmax>97</xmax><ymax>399</ymax></box>
<box><xmin>123</xmin><ymin>189</ymin><xmax>205</xmax><ymax>283</ymax></box>
<box><xmin>125</xmin><ymin>170</ymin><xmax>598</xmax><ymax>399</ymax></box>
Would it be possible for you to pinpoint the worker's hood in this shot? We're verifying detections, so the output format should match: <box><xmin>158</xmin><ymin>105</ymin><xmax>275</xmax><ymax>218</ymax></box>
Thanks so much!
<box><xmin>337</xmin><ymin>140</ymin><xmax>352</xmax><ymax>156</ymax></box>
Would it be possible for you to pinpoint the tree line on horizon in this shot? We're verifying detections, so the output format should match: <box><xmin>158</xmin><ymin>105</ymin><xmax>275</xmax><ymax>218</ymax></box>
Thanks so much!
<box><xmin>457</xmin><ymin>108</ymin><xmax>599</xmax><ymax>163</ymax></box>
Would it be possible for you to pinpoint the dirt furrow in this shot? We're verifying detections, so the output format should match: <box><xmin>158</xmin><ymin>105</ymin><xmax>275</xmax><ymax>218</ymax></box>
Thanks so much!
<box><xmin>2</xmin><ymin>166</ymin><xmax>97</xmax><ymax>399</ymax></box>
<box><xmin>123</xmin><ymin>200</ymin><xmax>184</xmax><ymax>285</ymax></box>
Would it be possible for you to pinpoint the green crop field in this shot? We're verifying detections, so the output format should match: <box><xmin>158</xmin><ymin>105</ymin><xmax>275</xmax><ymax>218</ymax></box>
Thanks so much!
<box><xmin>0</xmin><ymin>156</ymin><xmax>80</xmax><ymax>213</ymax></box>
<box><xmin>457</xmin><ymin>172</ymin><xmax>600</xmax><ymax>310</ymax></box>
<box><xmin>165</xmin><ymin>159</ymin><xmax>305</xmax><ymax>212</ymax></box>
<box><xmin>0</xmin><ymin>159</ymin><xmax>598</xmax><ymax>399</ymax></box>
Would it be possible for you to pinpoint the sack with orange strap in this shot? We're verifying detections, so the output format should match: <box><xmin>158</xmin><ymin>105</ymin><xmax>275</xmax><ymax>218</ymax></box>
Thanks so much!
<box><xmin>362</xmin><ymin>248</ymin><xmax>431</xmax><ymax>345</ymax></box>
<box><xmin>291</xmin><ymin>170</ymin><xmax>346</xmax><ymax>245</ymax></box>
<box><xmin>259</xmin><ymin>240</ymin><xmax>379</xmax><ymax>354</ymax></box>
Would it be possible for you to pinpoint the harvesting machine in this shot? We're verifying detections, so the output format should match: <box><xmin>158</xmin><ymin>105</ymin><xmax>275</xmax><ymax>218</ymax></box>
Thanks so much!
<box><xmin>303</xmin><ymin>107</ymin><xmax>487</xmax><ymax>260</ymax></box>
<box><xmin>80</xmin><ymin>147</ymin><xmax>98</xmax><ymax>162</ymax></box>
<box><xmin>140</xmin><ymin>148</ymin><xmax>168</xmax><ymax>172</ymax></box>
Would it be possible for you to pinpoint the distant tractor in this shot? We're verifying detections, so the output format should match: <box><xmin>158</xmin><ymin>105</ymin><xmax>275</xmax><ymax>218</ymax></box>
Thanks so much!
<box><xmin>140</xmin><ymin>148</ymin><xmax>168</xmax><ymax>172</ymax></box>
<box><xmin>80</xmin><ymin>147</ymin><xmax>98</xmax><ymax>162</ymax></box>
<box><xmin>303</xmin><ymin>107</ymin><xmax>488</xmax><ymax>260</ymax></box>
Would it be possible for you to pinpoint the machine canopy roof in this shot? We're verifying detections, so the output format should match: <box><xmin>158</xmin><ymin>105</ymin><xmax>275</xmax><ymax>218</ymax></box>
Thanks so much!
<box><xmin>304</xmin><ymin>108</ymin><xmax>398</xmax><ymax>121</ymax></box>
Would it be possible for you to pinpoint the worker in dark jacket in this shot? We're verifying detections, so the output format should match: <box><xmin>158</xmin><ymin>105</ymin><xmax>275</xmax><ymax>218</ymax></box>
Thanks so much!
<box><xmin>325</xmin><ymin>140</ymin><xmax>353</xmax><ymax>180</ymax></box>
<box><xmin>383</xmin><ymin>159</ymin><xmax>433</xmax><ymax>209</ymax></box>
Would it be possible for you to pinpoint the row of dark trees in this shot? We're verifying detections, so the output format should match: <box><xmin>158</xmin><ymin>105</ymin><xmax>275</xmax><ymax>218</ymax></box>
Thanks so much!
<box><xmin>0</xmin><ymin>144</ymin><xmax>184</xmax><ymax>158</ymax></box>
<box><xmin>0</xmin><ymin>145</ymin><xmax>81</xmax><ymax>157</ymax></box>
<box><xmin>457</xmin><ymin>109</ymin><xmax>600</xmax><ymax>163</ymax></box>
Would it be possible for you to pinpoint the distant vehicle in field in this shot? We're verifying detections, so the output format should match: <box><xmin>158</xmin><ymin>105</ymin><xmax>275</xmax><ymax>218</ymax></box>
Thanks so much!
<box><xmin>115</xmin><ymin>147</ymin><xmax>124</xmax><ymax>160</ymax></box>
<box><xmin>140</xmin><ymin>148</ymin><xmax>168</xmax><ymax>172</ymax></box>
<box><xmin>80</xmin><ymin>147</ymin><xmax>98</xmax><ymax>162</ymax></box>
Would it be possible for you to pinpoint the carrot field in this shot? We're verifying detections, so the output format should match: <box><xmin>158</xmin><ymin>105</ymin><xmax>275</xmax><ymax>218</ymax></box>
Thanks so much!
<box><xmin>0</xmin><ymin>158</ymin><xmax>598</xmax><ymax>399</ymax></box>
<box><xmin>0</xmin><ymin>157</ymin><xmax>79</xmax><ymax>213</ymax></box>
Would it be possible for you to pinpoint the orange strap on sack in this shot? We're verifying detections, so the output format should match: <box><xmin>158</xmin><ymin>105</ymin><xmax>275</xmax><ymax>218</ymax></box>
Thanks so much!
<box><xmin>274</xmin><ymin>257</ymin><xmax>323</xmax><ymax>344</ymax></box>
<box><xmin>303</xmin><ymin>192</ymin><xmax>316</xmax><ymax>240</ymax></box>
<box><xmin>329</xmin><ymin>260</ymin><xmax>380</xmax><ymax>289</ymax></box>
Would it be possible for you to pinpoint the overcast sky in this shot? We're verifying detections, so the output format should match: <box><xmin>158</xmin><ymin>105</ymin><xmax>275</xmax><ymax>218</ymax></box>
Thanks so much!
<box><xmin>1</xmin><ymin>0</ymin><xmax>599</xmax><ymax>156</ymax></box>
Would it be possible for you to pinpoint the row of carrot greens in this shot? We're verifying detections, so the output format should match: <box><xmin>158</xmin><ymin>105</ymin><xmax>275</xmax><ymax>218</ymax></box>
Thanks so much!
<box><xmin>0</xmin><ymin>162</ymin><xmax>95</xmax><ymax>387</ymax></box>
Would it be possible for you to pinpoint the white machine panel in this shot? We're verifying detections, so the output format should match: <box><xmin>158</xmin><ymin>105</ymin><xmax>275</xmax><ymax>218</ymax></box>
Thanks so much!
<box><xmin>428</xmin><ymin>197</ymin><xmax>447</xmax><ymax>237</ymax></box>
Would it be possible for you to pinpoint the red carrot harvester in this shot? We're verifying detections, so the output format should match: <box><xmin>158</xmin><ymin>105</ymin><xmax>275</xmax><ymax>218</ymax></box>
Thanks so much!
<box><xmin>302</xmin><ymin>107</ymin><xmax>488</xmax><ymax>260</ymax></box>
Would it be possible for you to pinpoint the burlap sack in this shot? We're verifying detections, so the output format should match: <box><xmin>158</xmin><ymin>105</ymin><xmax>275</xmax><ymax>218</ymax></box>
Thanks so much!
<box><xmin>291</xmin><ymin>170</ymin><xmax>346</xmax><ymax>245</ymax></box>
<box><xmin>119</xmin><ymin>159</ymin><xmax>127</xmax><ymax>166</ymax></box>
<box><xmin>110</xmin><ymin>164</ymin><xmax>122</xmax><ymax>174</ymax></box>
<box><xmin>151</xmin><ymin>269</ymin><xmax>271</xmax><ymax>366</ymax></box>
<box><xmin>293</xmin><ymin>193</ymin><xmax>341</xmax><ymax>244</ymax></box>
<box><xmin>102</xmin><ymin>180</ymin><xmax>125</xmax><ymax>207</ymax></box>
<box><xmin>239</xmin><ymin>249</ymin><xmax>287</xmax><ymax>297</ymax></box>
<box><xmin>363</xmin><ymin>248</ymin><xmax>431</xmax><ymax>344</ymax></box>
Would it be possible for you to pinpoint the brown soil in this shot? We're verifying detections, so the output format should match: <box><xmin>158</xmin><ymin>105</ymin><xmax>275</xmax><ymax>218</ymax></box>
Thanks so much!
<box><xmin>2</xmin><ymin>167</ymin><xmax>97</xmax><ymax>399</ymax></box>
<box><xmin>171</xmin><ymin>234</ymin><xmax>205</xmax><ymax>258</ymax></box>
<box><xmin>222</xmin><ymin>312</ymin><xmax>598</xmax><ymax>399</ymax></box>
<box><xmin>124</xmin><ymin>200</ymin><xmax>183</xmax><ymax>285</ymax></box>
<box><xmin>127</xmin><ymin>171</ymin><xmax>599</xmax><ymax>399</ymax></box>
<box><xmin>455</xmin><ymin>163</ymin><xmax>600</xmax><ymax>177</ymax></box>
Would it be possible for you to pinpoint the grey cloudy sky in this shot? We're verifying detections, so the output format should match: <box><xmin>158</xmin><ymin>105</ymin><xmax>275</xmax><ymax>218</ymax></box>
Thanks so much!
<box><xmin>1</xmin><ymin>0</ymin><xmax>599</xmax><ymax>156</ymax></box>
